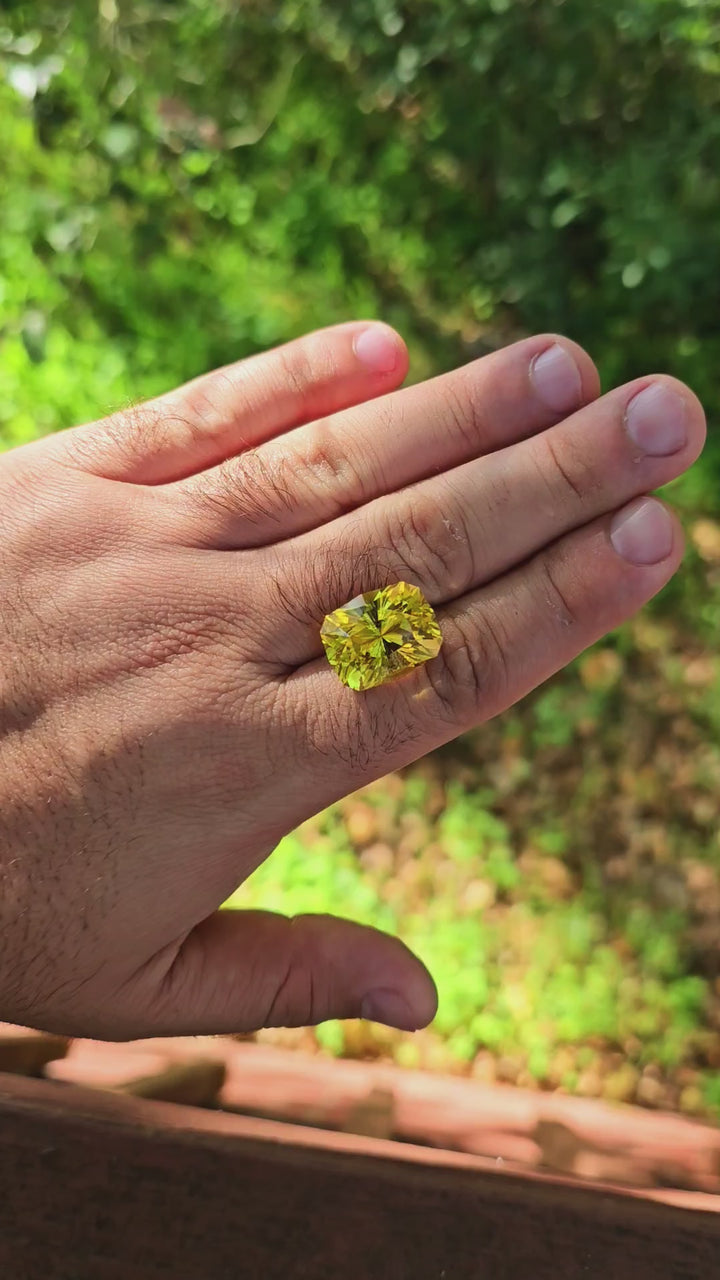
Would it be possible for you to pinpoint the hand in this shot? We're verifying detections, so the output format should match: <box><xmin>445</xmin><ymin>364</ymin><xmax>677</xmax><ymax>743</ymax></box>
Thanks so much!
<box><xmin>0</xmin><ymin>322</ymin><xmax>705</xmax><ymax>1039</ymax></box>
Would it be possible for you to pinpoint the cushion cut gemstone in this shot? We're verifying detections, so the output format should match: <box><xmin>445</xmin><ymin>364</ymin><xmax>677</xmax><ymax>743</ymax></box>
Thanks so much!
<box><xmin>320</xmin><ymin>581</ymin><xmax>442</xmax><ymax>691</ymax></box>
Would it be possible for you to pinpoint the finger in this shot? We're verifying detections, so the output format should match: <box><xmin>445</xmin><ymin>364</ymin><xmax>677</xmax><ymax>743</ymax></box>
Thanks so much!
<box><xmin>278</xmin><ymin>498</ymin><xmax>684</xmax><ymax>807</ymax></box>
<box><xmin>255</xmin><ymin>376</ymin><xmax>705</xmax><ymax>665</ymax></box>
<box><xmin>167</xmin><ymin>334</ymin><xmax>599</xmax><ymax>547</ymax></box>
<box><xmin>128</xmin><ymin>911</ymin><xmax>437</xmax><ymax>1038</ymax></box>
<box><xmin>36</xmin><ymin>321</ymin><xmax>409</xmax><ymax>484</ymax></box>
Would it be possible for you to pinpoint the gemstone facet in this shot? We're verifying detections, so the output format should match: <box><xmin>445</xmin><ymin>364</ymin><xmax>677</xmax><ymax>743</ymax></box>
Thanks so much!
<box><xmin>320</xmin><ymin>581</ymin><xmax>442</xmax><ymax>691</ymax></box>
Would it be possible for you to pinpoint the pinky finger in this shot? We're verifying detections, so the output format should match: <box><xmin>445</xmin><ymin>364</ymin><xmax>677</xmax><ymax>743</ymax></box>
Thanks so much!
<box><xmin>423</xmin><ymin>495</ymin><xmax>682</xmax><ymax>729</ymax></box>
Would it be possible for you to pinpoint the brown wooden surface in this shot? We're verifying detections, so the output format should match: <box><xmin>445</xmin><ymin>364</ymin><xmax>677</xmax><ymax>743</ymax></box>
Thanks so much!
<box><xmin>117</xmin><ymin>1057</ymin><xmax>226</xmax><ymax>1107</ymax></box>
<box><xmin>44</xmin><ymin>1034</ymin><xmax>720</xmax><ymax>1192</ymax></box>
<box><xmin>2</xmin><ymin>1073</ymin><xmax>720</xmax><ymax>1279</ymax></box>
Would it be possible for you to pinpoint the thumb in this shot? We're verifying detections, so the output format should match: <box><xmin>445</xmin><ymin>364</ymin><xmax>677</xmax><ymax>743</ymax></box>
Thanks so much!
<box><xmin>139</xmin><ymin>910</ymin><xmax>438</xmax><ymax>1037</ymax></box>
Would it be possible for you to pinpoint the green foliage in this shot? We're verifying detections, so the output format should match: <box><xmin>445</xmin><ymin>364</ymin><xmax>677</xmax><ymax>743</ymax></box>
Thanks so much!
<box><xmin>704</xmin><ymin>1074</ymin><xmax>720</xmax><ymax>1114</ymax></box>
<box><xmin>224</xmin><ymin>821</ymin><xmax>397</xmax><ymax>930</ymax></box>
<box><xmin>1</xmin><ymin>0</ymin><xmax>720</xmax><ymax>492</ymax></box>
<box><xmin>2</xmin><ymin>2</ymin><xmax>720</xmax><ymax>1116</ymax></box>
<box><xmin>227</xmin><ymin>765</ymin><xmax>716</xmax><ymax>1110</ymax></box>
<box><xmin>438</xmin><ymin>785</ymin><xmax>520</xmax><ymax>888</ymax></box>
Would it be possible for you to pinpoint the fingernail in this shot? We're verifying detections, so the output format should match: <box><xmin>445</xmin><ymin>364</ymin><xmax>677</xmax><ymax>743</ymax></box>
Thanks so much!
<box><xmin>353</xmin><ymin>325</ymin><xmax>400</xmax><ymax>374</ymax></box>
<box><xmin>625</xmin><ymin>383</ymin><xmax>687</xmax><ymax>456</ymax></box>
<box><xmin>361</xmin><ymin>988</ymin><xmax>420</xmax><ymax>1030</ymax></box>
<box><xmin>530</xmin><ymin>343</ymin><xmax>583</xmax><ymax>412</ymax></box>
<box><xmin>610</xmin><ymin>498</ymin><xmax>674</xmax><ymax>565</ymax></box>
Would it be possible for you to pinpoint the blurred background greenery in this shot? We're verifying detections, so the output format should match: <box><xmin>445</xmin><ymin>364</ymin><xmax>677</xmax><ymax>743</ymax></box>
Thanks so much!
<box><xmin>1</xmin><ymin>0</ymin><xmax>719</xmax><ymax>1117</ymax></box>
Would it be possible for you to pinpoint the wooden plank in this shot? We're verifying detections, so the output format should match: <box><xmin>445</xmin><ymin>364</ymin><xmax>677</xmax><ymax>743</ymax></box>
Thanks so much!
<box><xmin>47</xmin><ymin>1035</ymin><xmax>720</xmax><ymax>1192</ymax></box>
<box><xmin>1</xmin><ymin>1074</ymin><xmax>719</xmax><ymax>1279</ymax></box>
<box><xmin>117</xmin><ymin>1058</ymin><xmax>226</xmax><ymax>1107</ymax></box>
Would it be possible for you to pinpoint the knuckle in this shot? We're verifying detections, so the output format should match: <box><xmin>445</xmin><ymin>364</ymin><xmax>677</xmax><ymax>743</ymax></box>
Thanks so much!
<box><xmin>274</xmin><ymin>340</ymin><xmax>319</xmax><ymax>399</ymax></box>
<box><xmin>77</xmin><ymin>405</ymin><xmax>179</xmax><ymax>472</ymax></box>
<box><xmin>423</xmin><ymin>609</ymin><xmax>510</xmax><ymax>722</ymax></box>
<box><xmin>536</xmin><ymin>550</ymin><xmax>580</xmax><ymax>629</ymax></box>
<box><xmin>442</xmin><ymin>373</ymin><xmax>488</xmax><ymax>452</ymax></box>
<box><xmin>534</xmin><ymin>431</ymin><xmax>588</xmax><ymax>506</ymax></box>
<box><xmin>269</xmin><ymin>534</ymin><xmax>381</xmax><ymax>628</ymax></box>
<box><xmin>262</xmin><ymin>923</ymin><xmax>326</xmax><ymax>1028</ymax></box>
<box><xmin>296</xmin><ymin>672</ymin><xmax>419</xmax><ymax>772</ymax></box>
<box><xmin>275</xmin><ymin>343</ymin><xmax>316</xmax><ymax>400</ymax></box>
<box><xmin>389</xmin><ymin>487</ymin><xmax>476</xmax><ymax>598</ymax></box>
<box><xmin>368</xmin><ymin>395</ymin><xmax>399</xmax><ymax>440</ymax></box>
<box><xmin>178</xmin><ymin>372</ymin><xmax>239</xmax><ymax>438</ymax></box>
<box><xmin>277</xmin><ymin>335</ymin><xmax>339</xmax><ymax>398</ymax></box>
<box><xmin>198</xmin><ymin>448</ymin><xmax>294</xmax><ymax>531</ymax></box>
<box><xmin>293</xmin><ymin>419</ymin><xmax>370</xmax><ymax>515</ymax></box>
<box><xmin>193</xmin><ymin>421</ymin><xmax>371</xmax><ymax>535</ymax></box>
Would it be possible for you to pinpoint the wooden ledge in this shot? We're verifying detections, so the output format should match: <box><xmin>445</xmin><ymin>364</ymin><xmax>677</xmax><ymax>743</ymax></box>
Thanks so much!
<box><xmin>2</xmin><ymin>1072</ymin><xmax>720</xmax><ymax>1279</ymax></box>
<box><xmin>42</xmin><ymin>1034</ymin><xmax>720</xmax><ymax>1193</ymax></box>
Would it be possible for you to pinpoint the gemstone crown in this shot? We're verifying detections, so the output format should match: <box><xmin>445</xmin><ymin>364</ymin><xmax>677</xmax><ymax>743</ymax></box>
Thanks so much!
<box><xmin>320</xmin><ymin>581</ymin><xmax>442</xmax><ymax>691</ymax></box>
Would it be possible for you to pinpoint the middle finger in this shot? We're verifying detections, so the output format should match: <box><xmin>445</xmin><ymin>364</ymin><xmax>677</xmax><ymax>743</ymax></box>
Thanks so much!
<box><xmin>257</xmin><ymin>375</ymin><xmax>705</xmax><ymax>665</ymax></box>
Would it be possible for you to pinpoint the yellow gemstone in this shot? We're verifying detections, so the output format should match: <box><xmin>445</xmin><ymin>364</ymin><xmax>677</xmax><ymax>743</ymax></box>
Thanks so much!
<box><xmin>320</xmin><ymin>581</ymin><xmax>442</xmax><ymax>691</ymax></box>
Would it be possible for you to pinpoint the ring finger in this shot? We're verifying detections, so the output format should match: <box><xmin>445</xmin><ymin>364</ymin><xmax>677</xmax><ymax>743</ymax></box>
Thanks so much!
<box><xmin>275</xmin><ymin>499</ymin><xmax>684</xmax><ymax>809</ymax></box>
